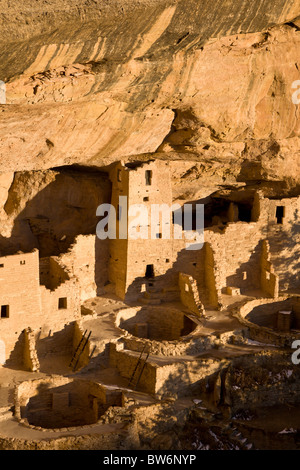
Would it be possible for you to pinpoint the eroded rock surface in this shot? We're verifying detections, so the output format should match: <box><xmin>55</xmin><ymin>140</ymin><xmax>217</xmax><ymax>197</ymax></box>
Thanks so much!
<box><xmin>0</xmin><ymin>0</ymin><xmax>299</xmax><ymax>186</ymax></box>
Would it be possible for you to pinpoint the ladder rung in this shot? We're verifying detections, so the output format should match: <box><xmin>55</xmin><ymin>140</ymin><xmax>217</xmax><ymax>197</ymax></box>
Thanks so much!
<box><xmin>69</xmin><ymin>330</ymin><xmax>87</xmax><ymax>367</ymax></box>
<box><xmin>128</xmin><ymin>348</ymin><xmax>150</xmax><ymax>389</ymax></box>
<box><xmin>128</xmin><ymin>345</ymin><xmax>146</xmax><ymax>386</ymax></box>
<box><xmin>72</xmin><ymin>331</ymin><xmax>92</xmax><ymax>372</ymax></box>
<box><xmin>133</xmin><ymin>352</ymin><xmax>150</xmax><ymax>390</ymax></box>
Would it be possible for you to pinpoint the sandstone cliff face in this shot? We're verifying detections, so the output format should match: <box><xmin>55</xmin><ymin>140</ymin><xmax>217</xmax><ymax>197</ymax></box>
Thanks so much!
<box><xmin>0</xmin><ymin>0</ymin><xmax>299</xmax><ymax>193</ymax></box>
<box><xmin>0</xmin><ymin>168</ymin><xmax>110</xmax><ymax>255</ymax></box>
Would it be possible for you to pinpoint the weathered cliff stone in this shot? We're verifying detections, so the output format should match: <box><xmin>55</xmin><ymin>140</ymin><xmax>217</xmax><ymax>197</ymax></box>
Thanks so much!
<box><xmin>0</xmin><ymin>0</ymin><xmax>299</xmax><ymax>186</ymax></box>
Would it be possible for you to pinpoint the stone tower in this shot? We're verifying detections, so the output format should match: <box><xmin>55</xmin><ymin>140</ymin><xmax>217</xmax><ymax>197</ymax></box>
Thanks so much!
<box><xmin>108</xmin><ymin>160</ymin><xmax>174</xmax><ymax>300</ymax></box>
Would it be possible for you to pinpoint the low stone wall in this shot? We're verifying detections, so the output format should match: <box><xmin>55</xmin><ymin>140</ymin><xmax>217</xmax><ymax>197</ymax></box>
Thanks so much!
<box><xmin>155</xmin><ymin>358</ymin><xmax>225</xmax><ymax>397</ymax></box>
<box><xmin>233</xmin><ymin>297</ymin><xmax>300</xmax><ymax>347</ymax></box>
<box><xmin>0</xmin><ymin>429</ymin><xmax>127</xmax><ymax>450</ymax></box>
<box><xmin>123</xmin><ymin>334</ymin><xmax>216</xmax><ymax>357</ymax></box>
<box><xmin>115</xmin><ymin>306</ymin><xmax>199</xmax><ymax>342</ymax></box>
<box><xmin>14</xmin><ymin>376</ymin><xmax>123</xmax><ymax>430</ymax></box>
<box><xmin>109</xmin><ymin>342</ymin><xmax>158</xmax><ymax>395</ymax></box>
<box><xmin>109</xmin><ymin>341</ymin><xmax>225</xmax><ymax>396</ymax></box>
<box><xmin>115</xmin><ymin>307</ymin><xmax>208</xmax><ymax>357</ymax></box>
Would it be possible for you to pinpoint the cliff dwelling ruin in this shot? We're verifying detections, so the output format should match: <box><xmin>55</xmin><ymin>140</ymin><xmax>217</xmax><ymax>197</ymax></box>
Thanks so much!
<box><xmin>0</xmin><ymin>0</ymin><xmax>300</xmax><ymax>453</ymax></box>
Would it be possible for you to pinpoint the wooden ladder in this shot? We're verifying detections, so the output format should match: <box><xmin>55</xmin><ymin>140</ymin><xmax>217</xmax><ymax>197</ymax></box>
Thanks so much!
<box><xmin>128</xmin><ymin>345</ymin><xmax>151</xmax><ymax>390</ymax></box>
<box><xmin>69</xmin><ymin>330</ymin><xmax>92</xmax><ymax>372</ymax></box>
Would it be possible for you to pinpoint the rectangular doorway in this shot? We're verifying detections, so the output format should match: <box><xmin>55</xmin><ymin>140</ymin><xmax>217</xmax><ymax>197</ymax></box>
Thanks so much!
<box><xmin>276</xmin><ymin>206</ymin><xmax>285</xmax><ymax>224</ymax></box>
<box><xmin>145</xmin><ymin>264</ymin><xmax>154</xmax><ymax>278</ymax></box>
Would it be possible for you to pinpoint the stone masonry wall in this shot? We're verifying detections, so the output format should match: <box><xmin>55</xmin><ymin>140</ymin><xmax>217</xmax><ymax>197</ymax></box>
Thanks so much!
<box><xmin>260</xmin><ymin>239</ymin><xmax>279</xmax><ymax>298</ymax></box>
<box><xmin>0</xmin><ymin>249</ymin><xmax>42</xmax><ymax>361</ymax></box>
<box><xmin>59</xmin><ymin>234</ymin><xmax>100</xmax><ymax>301</ymax></box>
<box><xmin>107</xmin><ymin>164</ymin><xmax>300</xmax><ymax>304</ymax></box>
<box><xmin>0</xmin><ymin>248</ymin><xmax>80</xmax><ymax>363</ymax></box>
<box><xmin>259</xmin><ymin>196</ymin><xmax>300</xmax><ymax>291</ymax></box>
<box><xmin>109</xmin><ymin>342</ymin><xmax>157</xmax><ymax>395</ymax></box>
<box><xmin>178</xmin><ymin>272</ymin><xmax>205</xmax><ymax>316</ymax></box>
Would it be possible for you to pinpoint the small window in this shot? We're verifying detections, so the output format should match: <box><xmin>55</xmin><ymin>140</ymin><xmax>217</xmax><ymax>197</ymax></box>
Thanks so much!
<box><xmin>143</xmin><ymin>197</ymin><xmax>149</xmax><ymax>202</ymax></box>
<box><xmin>0</xmin><ymin>264</ymin><xmax>4</xmax><ymax>268</ymax></box>
<box><xmin>276</xmin><ymin>206</ymin><xmax>285</xmax><ymax>224</ymax></box>
<box><xmin>184</xmin><ymin>284</ymin><xmax>189</xmax><ymax>292</ymax></box>
<box><xmin>1</xmin><ymin>305</ymin><xmax>9</xmax><ymax>318</ymax></box>
<box><xmin>242</xmin><ymin>271</ymin><xmax>247</xmax><ymax>280</ymax></box>
<box><xmin>20</xmin><ymin>260</ymin><xmax>26</xmax><ymax>265</ymax></box>
<box><xmin>156</xmin><ymin>232</ymin><xmax>162</xmax><ymax>239</ymax></box>
<box><xmin>166</xmin><ymin>259</ymin><xmax>170</xmax><ymax>263</ymax></box>
<box><xmin>266</xmin><ymin>271</ymin><xmax>271</xmax><ymax>281</ymax></box>
<box><xmin>145</xmin><ymin>170</ymin><xmax>152</xmax><ymax>186</ymax></box>
<box><xmin>117</xmin><ymin>169</ymin><xmax>122</xmax><ymax>182</ymax></box>
<box><xmin>58</xmin><ymin>297</ymin><xmax>67</xmax><ymax>309</ymax></box>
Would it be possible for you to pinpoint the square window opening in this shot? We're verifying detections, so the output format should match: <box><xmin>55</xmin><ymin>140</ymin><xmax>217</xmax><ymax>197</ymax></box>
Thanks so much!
<box><xmin>58</xmin><ymin>297</ymin><xmax>67</xmax><ymax>309</ymax></box>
